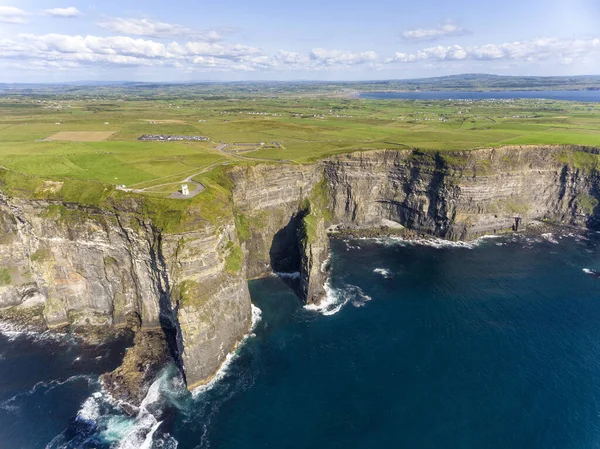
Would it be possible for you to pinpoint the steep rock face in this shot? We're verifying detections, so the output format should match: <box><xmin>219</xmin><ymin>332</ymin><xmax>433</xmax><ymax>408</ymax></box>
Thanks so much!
<box><xmin>0</xmin><ymin>197</ymin><xmax>163</xmax><ymax>329</ymax></box>
<box><xmin>324</xmin><ymin>146</ymin><xmax>600</xmax><ymax>239</ymax></box>
<box><xmin>2</xmin><ymin>145</ymin><xmax>600</xmax><ymax>400</ymax></box>
<box><xmin>163</xmin><ymin>223</ymin><xmax>251</xmax><ymax>389</ymax></box>
<box><xmin>230</xmin><ymin>164</ymin><xmax>321</xmax><ymax>278</ymax></box>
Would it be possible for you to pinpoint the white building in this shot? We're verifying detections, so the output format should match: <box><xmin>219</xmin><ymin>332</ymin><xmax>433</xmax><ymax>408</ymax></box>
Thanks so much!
<box><xmin>181</xmin><ymin>184</ymin><xmax>190</xmax><ymax>196</ymax></box>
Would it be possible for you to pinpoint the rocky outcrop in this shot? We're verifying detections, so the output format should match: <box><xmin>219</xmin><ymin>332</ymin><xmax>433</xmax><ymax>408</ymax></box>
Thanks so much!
<box><xmin>101</xmin><ymin>328</ymin><xmax>171</xmax><ymax>413</ymax></box>
<box><xmin>1</xmin><ymin>145</ymin><xmax>600</xmax><ymax>403</ymax></box>
<box><xmin>162</xmin><ymin>223</ymin><xmax>251</xmax><ymax>390</ymax></box>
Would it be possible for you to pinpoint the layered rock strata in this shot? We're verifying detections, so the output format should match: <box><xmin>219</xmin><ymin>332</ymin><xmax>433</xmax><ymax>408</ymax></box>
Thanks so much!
<box><xmin>1</xmin><ymin>145</ymin><xmax>599</xmax><ymax>401</ymax></box>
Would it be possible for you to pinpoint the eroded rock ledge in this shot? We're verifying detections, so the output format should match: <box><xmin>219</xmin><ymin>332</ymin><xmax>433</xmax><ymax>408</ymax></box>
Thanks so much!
<box><xmin>1</xmin><ymin>145</ymin><xmax>599</xmax><ymax>404</ymax></box>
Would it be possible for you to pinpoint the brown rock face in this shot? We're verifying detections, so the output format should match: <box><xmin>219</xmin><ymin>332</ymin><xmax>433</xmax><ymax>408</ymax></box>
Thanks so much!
<box><xmin>101</xmin><ymin>329</ymin><xmax>171</xmax><ymax>412</ymax></box>
<box><xmin>2</xmin><ymin>145</ymin><xmax>600</xmax><ymax>401</ymax></box>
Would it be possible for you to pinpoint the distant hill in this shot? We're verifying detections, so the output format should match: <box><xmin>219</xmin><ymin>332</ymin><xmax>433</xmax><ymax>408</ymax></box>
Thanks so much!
<box><xmin>352</xmin><ymin>74</ymin><xmax>600</xmax><ymax>91</ymax></box>
<box><xmin>1</xmin><ymin>74</ymin><xmax>600</xmax><ymax>98</ymax></box>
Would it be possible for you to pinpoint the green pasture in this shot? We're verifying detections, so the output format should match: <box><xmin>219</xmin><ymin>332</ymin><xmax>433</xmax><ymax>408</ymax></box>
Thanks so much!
<box><xmin>0</xmin><ymin>96</ymin><xmax>599</xmax><ymax>190</ymax></box>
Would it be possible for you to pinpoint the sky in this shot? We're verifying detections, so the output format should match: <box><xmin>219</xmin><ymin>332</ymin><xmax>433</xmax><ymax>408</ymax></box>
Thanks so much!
<box><xmin>0</xmin><ymin>0</ymin><xmax>599</xmax><ymax>82</ymax></box>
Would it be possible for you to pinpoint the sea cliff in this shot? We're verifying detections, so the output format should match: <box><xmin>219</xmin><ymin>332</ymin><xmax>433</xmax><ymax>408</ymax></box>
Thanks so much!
<box><xmin>1</xmin><ymin>145</ymin><xmax>599</xmax><ymax>405</ymax></box>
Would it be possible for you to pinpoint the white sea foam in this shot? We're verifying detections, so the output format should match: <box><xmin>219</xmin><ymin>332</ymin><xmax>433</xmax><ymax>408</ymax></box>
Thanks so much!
<box><xmin>541</xmin><ymin>233</ymin><xmax>559</xmax><ymax>244</ymax></box>
<box><xmin>250</xmin><ymin>304</ymin><xmax>262</xmax><ymax>334</ymax></box>
<box><xmin>364</xmin><ymin>234</ymin><xmax>501</xmax><ymax>250</ymax></box>
<box><xmin>0</xmin><ymin>320</ymin><xmax>66</xmax><ymax>343</ymax></box>
<box><xmin>374</xmin><ymin>268</ymin><xmax>392</xmax><ymax>279</ymax></box>
<box><xmin>304</xmin><ymin>281</ymin><xmax>348</xmax><ymax>316</ymax></box>
<box><xmin>2</xmin><ymin>375</ymin><xmax>94</xmax><ymax>411</ymax></box>
<box><xmin>304</xmin><ymin>282</ymin><xmax>372</xmax><ymax>316</ymax></box>
<box><xmin>90</xmin><ymin>368</ymin><xmax>180</xmax><ymax>449</ymax></box>
<box><xmin>192</xmin><ymin>304</ymin><xmax>263</xmax><ymax>397</ymax></box>
<box><xmin>192</xmin><ymin>351</ymin><xmax>239</xmax><ymax>397</ymax></box>
<box><xmin>78</xmin><ymin>391</ymin><xmax>103</xmax><ymax>422</ymax></box>
<box><xmin>274</xmin><ymin>271</ymin><xmax>300</xmax><ymax>280</ymax></box>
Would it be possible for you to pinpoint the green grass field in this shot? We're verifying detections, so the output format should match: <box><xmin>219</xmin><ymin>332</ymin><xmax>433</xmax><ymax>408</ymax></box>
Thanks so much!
<box><xmin>1</xmin><ymin>95</ymin><xmax>599</xmax><ymax>196</ymax></box>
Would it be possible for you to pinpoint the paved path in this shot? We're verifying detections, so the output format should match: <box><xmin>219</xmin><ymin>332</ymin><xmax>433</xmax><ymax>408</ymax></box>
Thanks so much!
<box><xmin>168</xmin><ymin>180</ymin><xmax>205</xmax><ymax>199</ymax></box>
<box><xmin>122</xmin><ymin>140</ymin><xmax>292</xmax><ymax>199</ymax></box>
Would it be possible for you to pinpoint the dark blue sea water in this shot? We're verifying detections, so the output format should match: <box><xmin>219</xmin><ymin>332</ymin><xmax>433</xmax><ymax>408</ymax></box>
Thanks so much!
<box><xmin>3</xmin><ymin>231</ymin><xmax>600</xmax><ymax>448</ymax></box>
<box><xmin>361</xmin><ymin>90</ymin><xmax>600</xmax><ymax>102</ymax></box>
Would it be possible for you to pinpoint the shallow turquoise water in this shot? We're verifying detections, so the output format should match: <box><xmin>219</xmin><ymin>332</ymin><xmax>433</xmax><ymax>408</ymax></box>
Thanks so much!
<box><xmin>3</xmin><ymin>231</ymin><xmax>600</xmax><ymax>448</ymax></box>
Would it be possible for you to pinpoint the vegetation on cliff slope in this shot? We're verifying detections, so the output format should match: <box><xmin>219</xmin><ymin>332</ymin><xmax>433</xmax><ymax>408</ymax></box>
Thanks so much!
<box><xmin>300</xmin><ymin>178</ymin><xmax>333</xmax><ymax>245</ymax></box>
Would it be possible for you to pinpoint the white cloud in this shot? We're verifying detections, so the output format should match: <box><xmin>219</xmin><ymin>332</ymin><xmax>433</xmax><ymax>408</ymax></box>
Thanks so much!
<box><xmin>0</xmin><ymin>6</ymin><xmax>27</xmax><ymax>24</ymax></box>
<box><xmin>44</xmin><ymin>7</ymin><xmax>82</xmax><ymax>18</ymax></box>
<box><xmin>310</xmin><ymin>48</ymin><xmax>378</xmax><ymax>66</ymax></box>
<box><xmin>97</xmin><ymin>17</ymin><xmax>221</xmax><ymax>41</ymax></box>
<box><xmin>402</xmin><ymin>23</ymin><xmax>468</xmax><ymax>41</ymax></box>
<box><xmin>4</xmin><ymin>29</ymin><xmax>597</xmax><ymax>76</ymax></box>
<box><xmin>387</xmin><ymin>37</ymin><xmax>600</xmax><ymax>64</ymax></box>
<box><xmin>0</xmin><ymin>32</ymin><xmax>381</xmax><ymax>73</ymax></box>
<box><xmin>0</xmin><ymin>33</ymin><xmax>266</xmax><ymax>71</ymax></box>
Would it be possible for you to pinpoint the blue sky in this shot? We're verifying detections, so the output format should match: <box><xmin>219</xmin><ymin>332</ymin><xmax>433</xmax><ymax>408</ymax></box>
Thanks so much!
<box><xmin>0</xmin><ymin>0</ymin><xmax>599</xmax><ymax>82</ymax></box>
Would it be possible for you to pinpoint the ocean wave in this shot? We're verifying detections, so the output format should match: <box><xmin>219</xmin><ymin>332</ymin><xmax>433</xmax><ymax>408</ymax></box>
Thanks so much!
<box><xmin>250</xmin><ymin>303</ymin><xmax>262</xmax><ymax>334</ymax></box>
<box><xmin>363</xmin><ymin>234</ymin><xmax>501</xmax><ymax>250</ymax></box>
<box><xmin>373</xmin><ymin>268</ymin><xmax>392</xmax><ymax>279</ymax></box>
<box><xmin>273</xmin><ymin>271</ymin><xmax>300</xmax><ymax>280</ymax></box>
<box><xmin>0</xmin><ymin>320</ymin><xmax>66</xmax><ymax>343</ymax></box>
<box><xmin>1</xmin><ymin>375</ymin><xmax>95</xmax><ymax>411</ymax></box>
<box><xmin>541</xmin><ymin>233</ymin><xmax>559</xmax><ymax>244</ymax></box>
<box><xmin>304</xmin><ymin>282</ymin><xmax>372</xmax><ymax>316</ymax></box>
<box><xmin>192</xmin><ymin>304</ymin><xmax>263</xmax><ymax>397</ymax></box>
<box><xmin>72</xmin><ymin>367</ymin><xmax>182</xmax><ymax>449</ymax></box>
<box><xmin>192</xmin><ymin>351</ymin><xmax>240</xmax><ymax>397</ymax></box>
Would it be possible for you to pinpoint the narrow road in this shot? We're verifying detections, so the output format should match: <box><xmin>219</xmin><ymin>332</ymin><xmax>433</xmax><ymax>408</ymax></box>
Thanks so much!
<box><xmin>124</xmin><ymin>139</ymin><xmax>291</xmax><ymax>198</ymax></box>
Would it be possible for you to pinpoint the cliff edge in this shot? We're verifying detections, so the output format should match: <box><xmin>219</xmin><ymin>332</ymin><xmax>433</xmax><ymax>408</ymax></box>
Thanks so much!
<box><xmin>1</xmin><ymin>145</ymin><xmax>599</xmax><ymax>403</ymax></box>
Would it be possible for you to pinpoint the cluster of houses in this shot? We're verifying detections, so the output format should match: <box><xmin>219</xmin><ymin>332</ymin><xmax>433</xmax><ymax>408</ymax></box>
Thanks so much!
<box><xmin>138</xmin><ymin>134</ymin><xmax>210</xmax><ymax>142</ymax></box>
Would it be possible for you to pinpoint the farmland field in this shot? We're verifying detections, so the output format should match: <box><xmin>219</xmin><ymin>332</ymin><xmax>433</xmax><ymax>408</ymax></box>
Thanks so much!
<box><xmin>1</xmin><ymin>91</ymin><xmax>599</xmax><ymax>197</ymax></box>
<box><xmin>45</xmin><ymin>131</ymin><xmax>116</xmax><ymax>141</ymax></box>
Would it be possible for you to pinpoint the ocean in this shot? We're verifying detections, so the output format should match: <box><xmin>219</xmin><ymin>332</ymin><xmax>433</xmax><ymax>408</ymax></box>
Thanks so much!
<box><xmin>360</xmin><ymin>90</ymin><xmax>600</xmax><ymax>102</ymax></box>
<box><xmin>2</xmin><ymin>231</ymin><xmax>600</xmax><ymax>448</ymax></box>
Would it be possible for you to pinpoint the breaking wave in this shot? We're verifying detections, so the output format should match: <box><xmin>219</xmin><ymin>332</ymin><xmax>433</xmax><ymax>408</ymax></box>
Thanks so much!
<box><xmin>54</xmin><ymin>365</ymin><xmax>184</xmax><ymax>449</ymax></box>
<box><xmin>274</xmin><ymin>271</ymin><xmax>301</xmax><ymax>280</ymax></box>
<box><xmin>0</xmin><ymin>321</ymin><xmax>67</xmax><ymax>343</ymax></box>
<box><xmin>1</xmin><ymin>375</ymin><xmax>95</xmax><ymax>412</ymax></box>
<box><xmin>541</xmin><ymin>233</ymin><xmax>559</xmax><ymax>244</ymax></box>
<box><xmin>365</xmin><ymin>234</ymin><xmax>501</xmax><ymax>250</ymax></box>
<box><xmin>374</xmin><ymin>268</ymin><xmax>392</xmax><ymax>279</ymax></box>
<box><xmin>192</xmin><ymin>303</ymin><xmax>262</xmax><ymax>397</ymax></box>
<box><xmin>304</xmin><ymin>281</ymin><xmax>372</xmax><ymax>316</ymax></box>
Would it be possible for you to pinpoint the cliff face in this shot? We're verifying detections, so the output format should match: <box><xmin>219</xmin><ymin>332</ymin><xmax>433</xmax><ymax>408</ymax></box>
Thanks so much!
<box><xmin>1</xmin><ymin>145</ymin><xmax>599</xmax><ymax>401</ymax></box>
<box><xmin>0</xmin><ymin>197</ymin><xmax>163</xmax><ymax>329</ymax></box>
<box><xmin>0</xmin><ymin>193</ymin><xmax>251</xmax><ymax>395</ymax></box>
<box><xmin>324</xmin><ymin>146</ymin><xmax>600</xmax><ymax>239</ymax></box>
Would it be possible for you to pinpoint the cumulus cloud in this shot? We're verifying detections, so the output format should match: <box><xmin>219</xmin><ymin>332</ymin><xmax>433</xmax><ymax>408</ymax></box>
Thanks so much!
<box><xmin>4</xmin><ymin>29</ymin><xmax>597</xmax><ymax>75</ymax></box>
<box><xmin>0</xmin><ymin>33</ymin><xmax>266</xmax><ymax>71</ymax></box>
<box><xmin>97</xmin><ymin>17</ymin><xmax>222</xmax><ymax>41</ymax></box>
<box><xmin>0</xmin><ymin>31</ymin><xmax>384</xmax><ymax>73</ymax></box>
<box><xmin>387</xmin><ymin>37</ymin><xmax>600</xmax><ymax>63</ymax></box>
<box><xmin>310</xmin><ymin>48</ymin><xmax>378</xmax><ymax>66</ymax></box>
<box><xmin>402</xmin><ymin>23</ymin><xmax>468</xmax><ymax>41</ymax></box>
<box><xmin>0</xmin><ymin>6</ymin><xmax>27</xmax><ymax>24</ymax></box>
<box><xmin>44</xmin><ymin>7</ymin><xmax>82</xmax><ymax>18</ymax></box>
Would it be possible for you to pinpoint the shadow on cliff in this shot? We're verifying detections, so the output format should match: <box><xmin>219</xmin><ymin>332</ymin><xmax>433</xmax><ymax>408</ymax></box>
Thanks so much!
<box><xmin>149</xmin><ymin>229</ymin><xmax>186</xmax><ymax>384</ymax></box>
<box><xmin>269</xmin><ymin>211</ymin><xmax>306</xmax><ymax>294</ymax></box>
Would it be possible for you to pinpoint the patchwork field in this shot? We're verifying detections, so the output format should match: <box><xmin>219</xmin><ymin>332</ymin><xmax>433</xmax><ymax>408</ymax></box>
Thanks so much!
<box><xmin>1</xmin><ymin>92</ymin><xmax>599</xmax><ymax>197</ymax></box>
<box><xmin>45</xmin><ymin>131</ymin><xmax>116</xmax><ymax>141</ymax></box>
